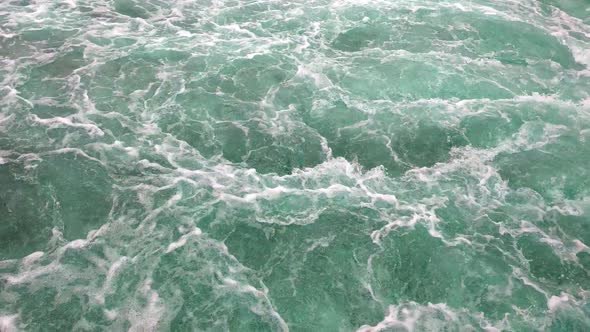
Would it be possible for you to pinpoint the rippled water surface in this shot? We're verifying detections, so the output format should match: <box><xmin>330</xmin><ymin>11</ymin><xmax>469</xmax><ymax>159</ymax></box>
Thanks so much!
<box><xmin>1</xmin><ymin>0</ymin><xmax>590</xmax><ymax>330</ymax></box>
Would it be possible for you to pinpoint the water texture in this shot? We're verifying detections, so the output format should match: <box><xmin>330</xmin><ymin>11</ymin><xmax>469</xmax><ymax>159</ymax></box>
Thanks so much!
<box><xmin>1</xmin><ymin>0</ymin><xmax>590</xmax><ymax>330</ymax></box>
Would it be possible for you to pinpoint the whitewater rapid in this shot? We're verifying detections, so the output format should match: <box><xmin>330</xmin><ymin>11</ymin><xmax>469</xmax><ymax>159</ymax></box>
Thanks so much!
<box><xmin>1</xmin><ymin>0</ymin><xmax>590</xmax><ymax>330</ymax></box>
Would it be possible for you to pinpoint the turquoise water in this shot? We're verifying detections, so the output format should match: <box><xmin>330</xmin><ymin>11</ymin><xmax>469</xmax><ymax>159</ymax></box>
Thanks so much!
<box><xmin>1</xmin><ymin>0</ymin><xmax>590</xmax><ymax>330</ymax></box>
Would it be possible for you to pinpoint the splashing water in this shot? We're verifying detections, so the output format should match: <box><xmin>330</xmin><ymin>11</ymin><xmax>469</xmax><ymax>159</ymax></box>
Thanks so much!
<box><xmin>1</xmin><ymin>0</ymin><xmax>590</xmax><ymax>330</ymax></box>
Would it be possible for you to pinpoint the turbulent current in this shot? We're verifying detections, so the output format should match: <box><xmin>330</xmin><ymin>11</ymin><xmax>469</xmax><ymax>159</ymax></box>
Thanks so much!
<box><xmin>1</xmin><ymin>0</ymin><xmax>590</xmax><ymax>331</ymax></box>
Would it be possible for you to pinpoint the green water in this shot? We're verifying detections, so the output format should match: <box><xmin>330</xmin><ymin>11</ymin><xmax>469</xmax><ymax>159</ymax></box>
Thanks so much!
<box><xmin>1</xmin><ymin>0</ymin><xmax>590</xmax><ymax>330</ymax></box>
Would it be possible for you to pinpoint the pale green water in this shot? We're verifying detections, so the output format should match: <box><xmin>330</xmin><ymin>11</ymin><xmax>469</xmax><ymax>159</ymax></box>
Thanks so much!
<box><xmin>1</xmin><ymin>0</ymin><xmax>590</xmax><ymax>331</ymax></box>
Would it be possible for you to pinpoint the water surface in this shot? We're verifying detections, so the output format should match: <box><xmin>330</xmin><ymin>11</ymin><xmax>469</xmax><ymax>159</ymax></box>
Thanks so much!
<box><xmin>1</xmin><ymin>0</ymin><xmax>590</xmax><ymax>330</ymax></box>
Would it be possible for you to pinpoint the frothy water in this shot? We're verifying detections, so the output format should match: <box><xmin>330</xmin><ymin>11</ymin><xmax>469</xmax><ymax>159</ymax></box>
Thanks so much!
<box><xmin>1</xmin><ymin>0</ymin><xmax>590</xmax><ymax>330</ymax></box>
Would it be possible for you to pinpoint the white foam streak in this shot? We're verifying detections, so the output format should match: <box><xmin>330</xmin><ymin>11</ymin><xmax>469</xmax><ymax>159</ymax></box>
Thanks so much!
<box><xmin>0</xmin><ymin>315</ymin><xmax>19</xmax><ymax>332</ymax></box>
<box><xmin>357</xmin><ymin>302</ymin><xmax>456</xmax><ymax>332</ymax></box>
<box><xmin>548</xmin><ymin>293</ymin><xmax>571</xmax><ymax>313</ymax></box>
<box><xmin>165</xmin><ymin>227</ymin><xmax>202</xmax><ymax>253</ymax></box>
<box><xmin>30</xmin><ymin>114</ymin><xmax>104</xmax><ymax>137</ymax></box>
<box><xmin>128</xmin><ymin>279</ymin><xmax>164</xmax><ymax>332</ymax></box>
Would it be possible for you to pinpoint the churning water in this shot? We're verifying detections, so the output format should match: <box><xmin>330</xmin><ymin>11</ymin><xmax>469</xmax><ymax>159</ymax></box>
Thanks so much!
<box><xmin>1</xmin><ymin>0</ymin><xmax>590</xmax><ymax>330</ymax></box>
